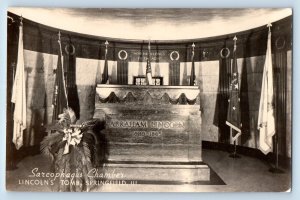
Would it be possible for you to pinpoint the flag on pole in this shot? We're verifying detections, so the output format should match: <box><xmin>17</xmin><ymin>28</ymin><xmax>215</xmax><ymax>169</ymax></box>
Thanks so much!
<box><xmin>257</xmin><ymin>24</ymin><xmax>275</xmax><ymax>155</ymax></box>
<box><xmin>226</xmin><ymin>36</ymin><xmax>242</xmax><ymax>143</ymax></box>
<box><xmin>190</xmin><ymin>43</ymin><xmax>196</xmax><ymax>86</ymax></box>
<box><xmin>146</xmin><ymin>41</ymin><xmax>153</xmax><ymax>85</ymax></box>
<box><xmin>101</xmin><ymin>40</ymin><xmax>109</xmax><ymax>84</ymax></box>
<box><xmin>52</xmin><ymin>31</ymin><xmax>68</xmax><ymax>122</ymax></box>
<box><xmin>11</xmin><ymin>17</ymin><xmax>26</xmax><ymax>150</ymax></box>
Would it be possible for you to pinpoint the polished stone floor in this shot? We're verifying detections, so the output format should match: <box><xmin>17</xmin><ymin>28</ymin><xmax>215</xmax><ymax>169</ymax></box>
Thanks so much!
<box><xmin>6</xmin><ymin>149</ymin><xmax>291</xmax><ymax>192</ymax></box>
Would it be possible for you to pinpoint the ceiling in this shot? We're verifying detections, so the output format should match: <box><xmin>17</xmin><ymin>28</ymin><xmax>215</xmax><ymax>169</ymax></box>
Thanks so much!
<box><xmin>8</xmin><ymin>8</ymin><xmax>292</xmax><ymax>40</ymax></box>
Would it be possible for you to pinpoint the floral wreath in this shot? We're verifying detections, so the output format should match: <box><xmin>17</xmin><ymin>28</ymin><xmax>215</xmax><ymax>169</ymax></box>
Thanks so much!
<box><xmin>170</xmin><ymin>51</ymin><xmax>180</xmax><ymax>61</ymax></box>
<box><xmin>40</xmin><ymin>108</ymin><xmax>100</xmax><ymax>192</ymax></box>
<box><xmin>118</xmin><ymin>50</ymin><xmax>128</xmax><ymax>60</ymax></box>
<box><xmin>220</xmin><ymin>47</ymin><xmax>230</xmax><ymax>59</ymax></box>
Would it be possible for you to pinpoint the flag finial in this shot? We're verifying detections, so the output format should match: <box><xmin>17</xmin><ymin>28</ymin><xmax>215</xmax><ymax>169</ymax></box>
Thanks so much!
<box><xmin>104</xmin><ymin>40</ymin><xmax>109</xmax><ymax>56</ymax></box>
<box><xmin>192</xmin><ymin>42</ymin><xmax>196</xmax><ymax>57</ymax></box>
<box><xmin>105</xmin><ymin>40</ymin><xmax>109</xmax><ymax>47</ymax></box>
<box><xmin>233</xmin><ymin>36</ymin><xmax>237</xmax><ymax>50</ymax></box>
<box><xmin>267</xmin><ymin>23</ymin><xmax>272</xmax><ymax>32</ymax></box>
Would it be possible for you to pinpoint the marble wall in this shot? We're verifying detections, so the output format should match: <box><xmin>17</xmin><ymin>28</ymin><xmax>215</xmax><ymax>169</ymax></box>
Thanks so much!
<box><xmin>20</xmin><ymin>51</ymin><xmax>291</xmax><ymax>158</ymax></box>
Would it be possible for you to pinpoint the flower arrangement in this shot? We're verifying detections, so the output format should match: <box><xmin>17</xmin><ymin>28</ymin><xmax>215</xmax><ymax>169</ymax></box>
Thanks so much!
<box><xmin>40</xmin><ymin>108</ymin><xmax>99</xmax><ymax>192</ymax></box>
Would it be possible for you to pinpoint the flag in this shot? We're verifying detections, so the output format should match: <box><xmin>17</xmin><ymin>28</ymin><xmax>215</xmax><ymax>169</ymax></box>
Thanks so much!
<box><xmin>257</xmin><ymin>25</ymin><xmax>275</xmax><ymax>155</ymax></box>
<box><xmin>11</xmin><ymin>19</ymin><xmax>26</xmax><ymax>150</ymax></box>
<box><xmin>226</xmin><ymin>36</ymin><xmax>242</xmax><ymax>143</ymax></box>
<box><xmin>146</xmin><ymin>41</ymin><xmax>153</xmax><ymax>85</ymax></box>
<box><xmin>52</xmin><ymin>31</ymin><xmax>68</xmax><ymax>122</ymax></box>
<box><xmin>101</xmin><ymin>40</ymin><xmax>109</xmax><ymax>84</ymax></box>
<box><xmin>190</xmin><ymin>43</ymin><xmax>196</xmax><ymax>86</ymax></box>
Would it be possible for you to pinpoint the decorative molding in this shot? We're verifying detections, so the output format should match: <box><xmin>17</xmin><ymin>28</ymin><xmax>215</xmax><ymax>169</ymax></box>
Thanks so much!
<box><xmin>95</xmin><ymin>85</ymin><xmax>200</xmax><ymax>105</ymax></box>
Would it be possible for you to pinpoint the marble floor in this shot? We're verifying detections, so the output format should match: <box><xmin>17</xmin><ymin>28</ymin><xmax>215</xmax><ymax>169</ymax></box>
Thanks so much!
<box><xmin>6</xmin><ymin>149</ymin><xmax>291</xmax><ymax>192</ymax></box>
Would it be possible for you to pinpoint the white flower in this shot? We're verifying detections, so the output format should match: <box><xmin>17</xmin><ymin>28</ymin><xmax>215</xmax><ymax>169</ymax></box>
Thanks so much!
<box><xmin>62</xmin><ymin>128</ymin><xmax>83</xmax><ymax>154</ymax></box>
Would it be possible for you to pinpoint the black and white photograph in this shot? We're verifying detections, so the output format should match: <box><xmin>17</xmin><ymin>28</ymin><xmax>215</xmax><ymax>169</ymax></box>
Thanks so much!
<box><xmin>6</xmin><ymin>8</ymin><xmax>292</xmax><ymax>192</ymax></box>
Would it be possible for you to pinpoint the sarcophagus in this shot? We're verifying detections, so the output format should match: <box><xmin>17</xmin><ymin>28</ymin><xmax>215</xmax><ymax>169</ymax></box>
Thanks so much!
<box><xmin>93</xmin><ymin>85</ymin><xmax>210</xmax><ymax>182</ymax></box>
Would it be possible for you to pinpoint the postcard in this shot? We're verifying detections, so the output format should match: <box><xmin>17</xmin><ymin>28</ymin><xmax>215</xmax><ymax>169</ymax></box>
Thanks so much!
<box><xmin>6</xmin><ymin>8</ymin><xmax>292</xmax><ymax>192</ymax></box>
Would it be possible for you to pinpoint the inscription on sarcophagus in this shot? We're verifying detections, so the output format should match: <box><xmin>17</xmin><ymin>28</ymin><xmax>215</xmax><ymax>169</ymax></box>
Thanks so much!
<box><xmin>97</xmin><ymin>105</ymin><xmax>202</xmax><ymax>162</ymax></box>
<box><xmin>105</xmin><ymin>114</ymin><xmax>190</xmax><ymax>145</ymax></box>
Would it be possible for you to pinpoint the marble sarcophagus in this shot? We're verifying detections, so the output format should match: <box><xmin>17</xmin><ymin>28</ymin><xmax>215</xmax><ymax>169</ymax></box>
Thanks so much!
<box><xmin>93</xmin><ymin>85</ymin><xmax>210</xmax><ymax>182</ymax></box>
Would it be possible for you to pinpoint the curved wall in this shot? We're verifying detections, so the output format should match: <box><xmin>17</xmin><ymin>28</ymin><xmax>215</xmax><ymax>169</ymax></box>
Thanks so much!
<box><xmin>8</xmin><ymin>8</ymin><xmax>292</xmax><ymax>40</ymax></box>
<box><xmin>7</xmin><ymin>12</ymin><xmax>292</xmax><ymax>158</ymax></box>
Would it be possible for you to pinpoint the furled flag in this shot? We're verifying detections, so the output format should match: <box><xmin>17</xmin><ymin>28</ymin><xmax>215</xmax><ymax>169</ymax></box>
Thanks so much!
<box><xmin>190</xmin><ymin>43</ymin><xmax>196</xmax><ymax>86</ymax></box>
<box><xmin>146</xmin><ymin>41</ymin><xmax>153</xmax><ymax>85</ymax></box>
<box><xmin>11</xmin><ymin>18</ymin><xmax>26</xmax><ymax>150</ymax></box>
<box><xmin>52</xmin><ymin>31</ymin><xmax>68</xmax><ymax>122</ymax></box>
<box><xmin>226</xmin><ymin>36</ymin><xmax>242</xmax><ymax>143</ymax></box>
<box><xmin>101</xmin><ymin>40</ymin><xmax>109</xmax><ymax>84</ymax></box>
<box><xmin>257</xmin><ymin>24</ymin><xmax>275</xmax><ymax>155</ymax></box>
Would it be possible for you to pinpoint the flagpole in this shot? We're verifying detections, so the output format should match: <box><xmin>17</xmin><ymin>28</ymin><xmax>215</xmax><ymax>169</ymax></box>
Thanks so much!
<box><xmin>190</xmin><ymin>43</ymin><xmax>196</xmax><ymax>86</ymax></box>
<box><xmin>229</xmin><ymin>128</ymin><xmax>241</xmax><ymax>159</ymax></box>
<box><xmin>52</xmin><ymin>30</ymin><xmax>69</xmax><ymax>122</ymax></box>
<box><xmin>267</xmin><ymin>23</ymin><xmax>284</xmax><ymax>174</ymax></box>
<box><xmin>227</xmin><ymin>35</ymin><xmax>241</xmax><ymax>159</ymax></box>
<box><xmin>269</xmin><ymin>134</ymin><xmax>284</xmax><ymax>173</ymax></box>
<box><xmin>269</xmin><ymin>80</ymin><xmax>284</xmax><ymax>173</ymax></box>
<box><xmin>146</xmin><ymin>39</ymin><xmax>153</xmax><ymax>85</ymax></box>
<box><xmin>101</xmin><ymin>40</ymin><xmax>109</xmax><ymax>84</ymax></box>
